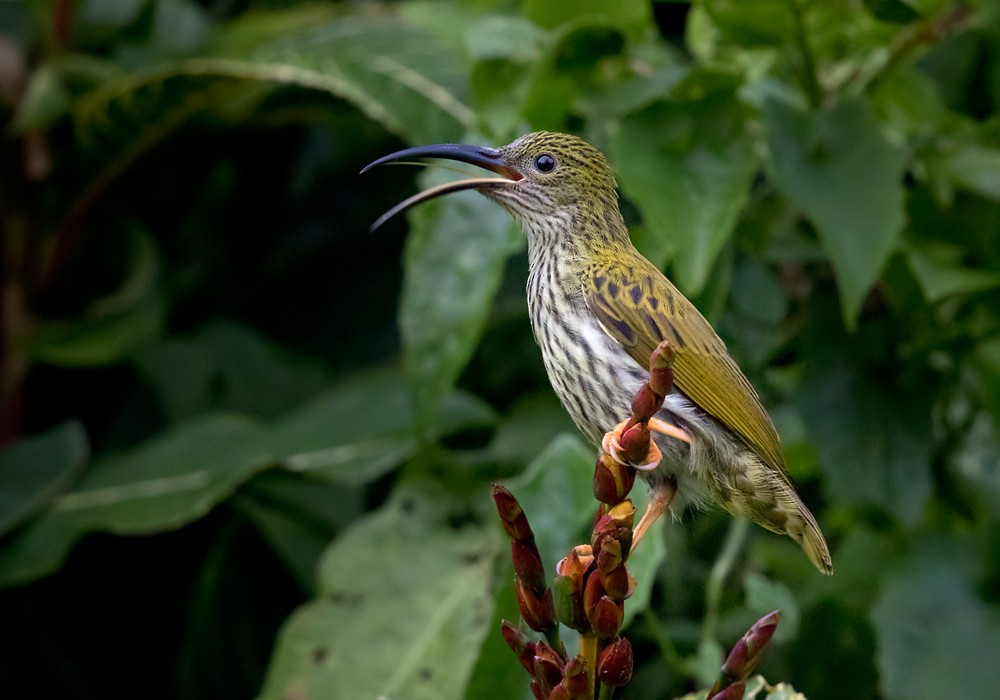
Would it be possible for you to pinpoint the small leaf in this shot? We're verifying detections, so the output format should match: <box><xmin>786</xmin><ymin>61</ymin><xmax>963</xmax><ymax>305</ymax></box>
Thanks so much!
<box><xmin>0</xmin><ymin>422</ymin><xmax>89</xmax><ymax>536</ymax></box>
<box><xmin>942</xmin><ymin>145</ymin><xmax>1000</xmax><ymax>201</ymax></box>
<box><xmin>764</xmin><ymin>95</ymin><xmax>906</xmax><ymax>327</ymax></box>
<box><xmin>400</xmin><ymin>167</ymin><xmax>521</xmax><ymax>426</ymax></box>
<box><xmin>258</xmin><ymin>484</ymin><xmax>501</xmax><ymax>700</ymax></box>
<box><xmin>905</xmin><ymin>244</ymin><xmax>1000</xmax><ymax>302</ymax></box>
<box><xmin>612</xmin><ymin>83</ymin><xmax>756</xmax><ymax>293</ymax></box>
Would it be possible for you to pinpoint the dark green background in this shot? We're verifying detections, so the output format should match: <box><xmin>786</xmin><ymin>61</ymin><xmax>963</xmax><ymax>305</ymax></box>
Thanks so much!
<box><xmin>2</xmin><ymin>1</ymin><xmax>999</xmax><ymax>698</ymax></box>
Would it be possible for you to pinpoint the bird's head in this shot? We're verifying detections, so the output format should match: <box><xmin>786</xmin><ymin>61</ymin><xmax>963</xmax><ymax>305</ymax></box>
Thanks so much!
<box><xmin>362</xmin><ymin>131</ymin><xmax>621</xmax><ymax>234</ymax></box>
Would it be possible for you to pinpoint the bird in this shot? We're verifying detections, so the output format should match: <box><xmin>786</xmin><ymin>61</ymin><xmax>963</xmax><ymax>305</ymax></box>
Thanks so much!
<box><xmin>363</xmin><ymin>131</ymin><xmax>833</xmax><ymax>575</ymax></box>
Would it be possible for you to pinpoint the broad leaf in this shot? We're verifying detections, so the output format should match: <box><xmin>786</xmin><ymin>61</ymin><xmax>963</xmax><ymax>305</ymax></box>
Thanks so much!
<box><xmin>764</xmin><ymin>95</ymin><xmax>905</xmax><ymax>327</ymax></box>
<box><xmin>0</xmin><ymin>422</ymin><xmax>89</xmax><ymax>536</ymax></box>
<box><xmin>612</xmin><ymin>83</ymin><xmax>757</xmax><ymax>293</ymax></box>
<box><xmin>400</xmin><ymin>167</ymin><xmax>522</xmax><ymax>427</ymax></box>
<box><xmin>872</xmin><ymin>558</ymin><xmax>1000</xmax><ymax>700</ymax></box>
<box><xmin>258</xmin><ymin>484</ymin><xmax>501</xmax><ymax>700</ymax></box>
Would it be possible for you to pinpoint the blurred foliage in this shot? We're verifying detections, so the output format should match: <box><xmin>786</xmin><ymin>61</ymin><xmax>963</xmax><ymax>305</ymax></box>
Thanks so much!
<box><xmin>2</xmin><ymin>0</ymin><xmax>1000</xmax><ymax>698</ymax></box>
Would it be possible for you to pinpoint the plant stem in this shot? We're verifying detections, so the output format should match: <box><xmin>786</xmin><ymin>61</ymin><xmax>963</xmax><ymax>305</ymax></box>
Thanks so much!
<box><xmin>702</xmin><ymin>518</ymin><xmax>750</xmax><ymax>644</ymax></box>
<box><xmin>580</xmin><ymin>632</ymin><xmax>598</xmax><ymax>700</ymax></box>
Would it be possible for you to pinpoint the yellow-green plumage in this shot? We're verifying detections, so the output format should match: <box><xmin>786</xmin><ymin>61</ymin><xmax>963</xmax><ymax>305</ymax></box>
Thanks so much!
<box><xmin>364</xmin><ymin>131</ymin><xmax>833</xmax><ymax>574</ymax></box>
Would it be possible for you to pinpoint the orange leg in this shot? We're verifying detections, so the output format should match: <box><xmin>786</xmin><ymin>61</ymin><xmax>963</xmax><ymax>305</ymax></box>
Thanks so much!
<box><xmin>632</xmin><ymin>478</ymin><xmax>677</xmax><ymax>548</ymax></box>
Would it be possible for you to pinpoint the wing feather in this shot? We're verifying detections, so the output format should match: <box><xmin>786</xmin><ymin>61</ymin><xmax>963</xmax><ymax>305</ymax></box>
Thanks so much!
<box><xmin>583</xmin><ymin>257</ymin><xmax>788</xmax><ymax>478</ymax></box>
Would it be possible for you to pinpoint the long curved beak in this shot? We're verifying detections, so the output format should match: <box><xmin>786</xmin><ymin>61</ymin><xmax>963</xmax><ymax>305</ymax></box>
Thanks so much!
<box><xmin>361</xmin><ymin>143</ymin><xmax>522</xmax><ymax>230</ymax></box>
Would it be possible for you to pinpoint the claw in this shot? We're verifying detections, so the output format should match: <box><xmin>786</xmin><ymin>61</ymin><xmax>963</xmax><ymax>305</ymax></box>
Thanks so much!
<box><xmin>648</xmin><ymin>417</ymin><xmax>691</xmax><ymax>444</ymax></box>
<box><xmin>601</xmin><ymin>420</ymin><xmax>662</xmax><ymax>471</ymax></box>
<box><xmin>632</xmin><ymin>478</ymin><xmax>677</xmax><ymax>548</ymax></box>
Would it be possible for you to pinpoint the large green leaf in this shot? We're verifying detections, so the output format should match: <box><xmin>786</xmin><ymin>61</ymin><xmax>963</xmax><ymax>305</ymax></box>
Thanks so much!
<box><xmin>0</xmin><ymin>370</ymin><xmax>493</xmax><ymax>588</ymax></box>
<box><xmin>872</xmin><ymin>557</ymin><xmax>1000</xmax><ymax>700</ymax></box>
<box><xmin>0</xmin><ymin>422</ymin><xmax>89</xmax><ymax>536</ymax></box>
<box><xmin>75</xmin><ymin>16</ymin><xmax>473</xmax><ymax>147</ymax></box>
<box><xmin>522</xmin><ymin>0</ymin><xmax>651</xmax><ymax>42</ymax></box>
<box><xmin>764</xmin><ymin>95</ymin><xmax>906</xmax><ymax>327</ymax></box>
<box><xmin>612</xmin><ymin>83</ymin><xmax>757</xmax><ymax>293</ymax></box>
<box><xmin>258</xmin><ymin>483</ymin><xmax>501</xmax><ymax>700</ymax></box>
<box><xmin>400</xmin><ymin>166</ymin><xmax>522</xmax><ymax>426</ymax></box>
<box><xmin>0</xmin><ymin>414</ymin><xmax>265</xmax><ymax>588</ymax></box>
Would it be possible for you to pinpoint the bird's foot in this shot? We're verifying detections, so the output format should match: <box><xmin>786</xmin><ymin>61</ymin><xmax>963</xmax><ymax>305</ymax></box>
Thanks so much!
<box><xmin>601</xmin><ymin>419</ymin><xmax>663</xmax><ymax>471</ymax></box>
<box><xmin>648</xmin><ymin>417</ymin><xmax>692</xmax><ymax>444</ymax></box>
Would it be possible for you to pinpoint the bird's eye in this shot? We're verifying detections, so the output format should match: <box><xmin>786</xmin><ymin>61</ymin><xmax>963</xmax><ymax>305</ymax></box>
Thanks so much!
<box><xmin>534</xmin><ymin>154</ymin><xmax>556</xmax><ymax>173</ymax></box>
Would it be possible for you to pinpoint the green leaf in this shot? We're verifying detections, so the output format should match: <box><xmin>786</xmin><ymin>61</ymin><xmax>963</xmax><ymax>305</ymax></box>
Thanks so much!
<box><xmin>135</xmin><ymin>321</ymin><xmax>332</xmax><ymax>422</ymax></box>
<box><xmin>797</xmin><ymin>354</ymin><xmax>932</xmax><ymax>524</ymax></box>
<box><xmin>0</xmin><ymin>413</ymin><xmax>266</xmax><ymax>588</ymax></box>
<box><xmin>77</xmin><ymin>17</ymin><xmax>473</xmax><ymax>146</ymax></box>
<box><xmin>612</xmin><ymin>84</ymin><xmax>757</xmax><ymax>293</ymax></box>
<box><xmin>872</xmin><ymin>559</ymin><xmax>1000</xmax><ymax>700</ymax></box>
<box><xmin>522</xmin><ymin>0</ymin><xmax>652</xmax><ymax>42</ymax></box>
<box><xmin>505</xmin><ymin>433</ymin><xmax>597</xmax><ymax>560</ymax></box>
<box><xmin>764</xmin><ymin>95</ymin><xmax>906</xmax><ymax>327</ymax></box>
<box><xmin>905</xmin><ymin>244</ymin><xmax>1000</xmax><ymax>302</ymax></box>
<box><xmin>400</xmin><ymin>167</ymin><xmax>521</xmax><ymax>426</ymax></box>
<box><xmin>273</xmin><ymin>372</ymin><xmax>496</xmax><ymax>484</ymax></box>
<box><xmin>942</xmin><ymin>145</ymin><xmax>1000</xmax><ymax>201</ymax></box>
<box><xmin>30</xmin><ymin>226</ymin><xmax>165</xmax><ymax>367</ymax></box>
<box><xmin>0</xmin><ymin>422</ymin><xmax>89</xmax><ymax>536</ymax></box>
<box><xmin>258</xmin><ymin>484</ymin><xmax>501</xmax><ymax>700</ymax></box>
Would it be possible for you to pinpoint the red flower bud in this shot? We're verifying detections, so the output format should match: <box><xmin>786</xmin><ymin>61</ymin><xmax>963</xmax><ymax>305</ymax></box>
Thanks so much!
<box><xmin>493</xmin><ymin>484</ymin><xmax>534</xmax><ymax>542</ymax></box>
<box><xmin>630</xmin><ymin>384</ymin><xmax>661</xmax><ymax>422</ymax></box>
<box><xmin>562</xmin><ymin>656</ymin><xmax>589</xmax><ymax>699</ymax></box>
<box><xmin>584</xmin><ymin>573</ymin><xmax>623</xmax><ymax>639</ymax></box>
<box><xmin>618</xmin><ymin>423</ymin><xmax>652</xmax><ymax>464</ymax></box>
<box><xmin>511</xmin><ymin>540</ymin><xmax>546</xmax><ymax>594</ymax></box>
<box><xmin>515</xmin><ymin>578</ymin><xmax>556</xmax><ymax>633</ymax></box>
<box><xmin>593</xmin><ymin>452</ymin><xmax>636</xmax><ymax>504</ymax></box>
<box><xmin>597</xmin><ymin>637</ymin><xmax>634</xmax><ymax>687</ymax></box>
<box><xmin>709</xmin><ymin>682</ymin><xmax>746</xmax><ymax>700</ymax></box>
<box><xmin>500</xmin><ymin>619</ymin><xmax>536</xmax><ymax>674</ymax></box>
<box><xmin>599</xmin><ymin>564</ymin><xmax>631</xmax><ymax>599</ymax></box>
<box><xmin>533</xmin><ymin>642</ymin><xmax>565</xmax><ymax>693</ymax></box>
<box><xmin>547</xmin><ymin>684</ymin><xmax>571</xmax><ymax>700</ymax></box>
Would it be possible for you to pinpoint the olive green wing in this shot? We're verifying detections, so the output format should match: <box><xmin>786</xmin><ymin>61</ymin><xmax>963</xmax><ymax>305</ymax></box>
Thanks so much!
<box><xmin>582</xmin><ymin>258</ymin><xmax>787</xmax><ymax>475</ymax></box>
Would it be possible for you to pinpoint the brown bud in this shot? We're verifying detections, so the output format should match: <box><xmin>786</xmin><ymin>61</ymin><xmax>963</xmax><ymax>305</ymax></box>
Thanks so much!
<box><xmin>596</xmin><ymin>538</ymin><xmax>623</xmax><ymax>574</ymax></box>
<box><xmin>562</xmin><ymin>656</ymin><xmax>589</xmax><ymax>699</ymax></box>
<box><xmin>584</xmin><ymin>574</ymin><xmax>623</xmax><ymax>639</ymax></box>
<box><xmin>533</xmin><ymin>642</ymin><xmax>565</xmax><ymax>693</ymax></box>
<box><xmin>500</xmin><ymin>619</ymin><xmax>536</xmax><ymax>674</ymax></box>
<box><xmin>492</xmin><ymin>484</ymin><xmax>534</xmax><ymax>542</ymax></box>
<box><xmin>599</xmin><ymin>564</ymin><xmax>631</xmax><ymax>600</ymax></box>
<box><xmin>511</xmin><ymin>540</ymin><xmax>546</xmax><ymax>593</ymax></box>
<box><xmin>607</xmin><ymin>500</ymin><xmax>637</xmax><ymax>528</ymax></box>
<box><xmin>547</xmin><ymin>684</ymin><xmax>571</xmax><ymax>700</ymax></box>
<box><xmin>650</xmin><ymin>340</ymin><xmax>676</xmax><ymax>370</ymax></box>
<box><xmin>515</xmin><ymin>578</ymin><xmax>556</xmax><ymax>633</ymax></box>
<box><xmin>709</xmin><ymin>682</ymin><xmax>746</xmax><ymax>700</ymax></box>
<box><xmin>720</xmin><ymin>610</ymin><xmax>780</xmax><ymax>682</ymax></box>
<box><xmin>618</xmin><ymin>422</ymin><xmax>652</xmax><ymax>464</ymax></box>
<box><xmin>597</xmin><ymin>637</ymin><xmax>634</xmax><ymax>687</ymax></box>
<box><xmin>593</xmin><ymin>452</ymin><xmax>636</xmax><ymax>504</ymax></box>
<box><xmin>630</xmin><ymin>384</ymin><xmax>661</xmax><ymax>423</ymax></box>
<box><xmin>648</xmin><ymin>364</ymin><xmax>674</xmax><ymax>398</ymax></box>
<box><xmin>530</xmin><ymin>679</ymin><xmax>546</xmax><ymax>700</ymax></box>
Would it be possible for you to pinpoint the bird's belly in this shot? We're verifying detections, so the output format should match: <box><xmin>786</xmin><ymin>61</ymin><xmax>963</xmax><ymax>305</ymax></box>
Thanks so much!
<box><xmin>529</xmin><ymin>306</ymin><xmax>719</xmax><ymax>511</ymax></box>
